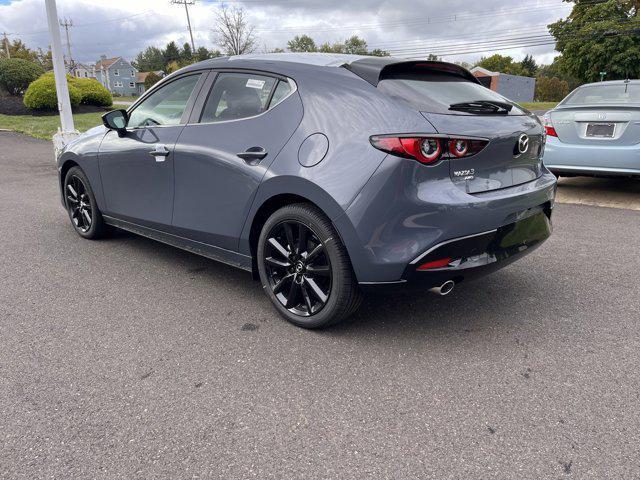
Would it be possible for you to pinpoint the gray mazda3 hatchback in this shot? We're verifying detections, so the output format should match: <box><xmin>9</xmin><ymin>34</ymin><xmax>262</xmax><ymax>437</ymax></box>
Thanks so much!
<box><xmin>57</xmin><ymin>53</ymin><xmax>556</xmax><ymax>328</ymax></box>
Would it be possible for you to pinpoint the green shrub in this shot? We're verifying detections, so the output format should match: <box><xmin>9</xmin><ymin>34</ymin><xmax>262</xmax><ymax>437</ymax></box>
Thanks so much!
<box><xmin>144</xmin><ymin>72</ymin><xmax>162</xmax><ymax>91</ymax></box>
<box><xmin>0</xmin><ymin>58</ymin><xmax>45</xmax><ymax>95</ymax></box>
<box><xmin>23</xmin><ymin>73</ymin><xmax>82</xmax><ymax>110</ymax></box>
<box><xmin>72</xmin><ymin>77</ymin><xmax>112</xmax><ymax>106</ymax></box>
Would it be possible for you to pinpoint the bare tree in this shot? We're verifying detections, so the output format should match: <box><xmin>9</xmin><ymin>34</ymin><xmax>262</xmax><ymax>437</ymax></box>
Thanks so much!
<box><xmin>215</xmin><ymin>6</ymin><xmax>257</xmax><ymax>56</ymax></box>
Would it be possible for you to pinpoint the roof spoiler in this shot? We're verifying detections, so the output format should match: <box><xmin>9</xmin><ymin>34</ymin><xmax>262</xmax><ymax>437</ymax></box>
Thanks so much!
<box><xmin>344</xmin><ymin>57</ymin><xmax>480</xmax><ymax>86</ymax></box>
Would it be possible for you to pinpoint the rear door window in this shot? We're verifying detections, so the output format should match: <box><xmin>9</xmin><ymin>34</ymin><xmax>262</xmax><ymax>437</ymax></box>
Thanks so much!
<box><xmin>377</xmin><ymin>71</ymin><xmax>525</xmax><ymax>115</ymax></box>
<box><xmin>199</xmin><ymin>72</ymin><xmax>277</xmax><ymax>123</ymax></box>
<box><xmin>269</xmin><ymin>80</ymin><xmax>293</xmax><ymax>108</ymax></box>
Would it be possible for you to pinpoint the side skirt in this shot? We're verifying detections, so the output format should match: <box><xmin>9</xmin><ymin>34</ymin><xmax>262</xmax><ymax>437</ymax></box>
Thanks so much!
<box><xmin>103</xmin><ymin>216</ymin><xmax>253</xmax><ymax>272</ymax></box>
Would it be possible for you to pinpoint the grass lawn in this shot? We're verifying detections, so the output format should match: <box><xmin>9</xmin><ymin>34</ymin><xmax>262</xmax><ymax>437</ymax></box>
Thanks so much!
<box><xmin>113</xmin><ymin>96</ymin><xmax>139</xmax><ymax>103</ymax></box>
<box><xmin>519</xmin><ymin>102</ymin><xmax>558</xmax><ymax>111</ymax></box>
<box><xmin>0</xmin><ymin>112</ymin><xmax>105</xmax><ymax>140</ymax></box>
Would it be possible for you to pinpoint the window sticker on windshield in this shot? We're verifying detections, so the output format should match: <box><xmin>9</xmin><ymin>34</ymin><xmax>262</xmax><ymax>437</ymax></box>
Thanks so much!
<box><xmin>246</xmin><ymin>79</ymin><xmax>265</xmax><ymax>89</ymax></box>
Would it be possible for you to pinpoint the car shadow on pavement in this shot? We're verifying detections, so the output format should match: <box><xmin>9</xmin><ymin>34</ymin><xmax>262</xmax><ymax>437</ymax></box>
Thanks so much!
<box><xmin>104</xmin><ymin>228</ymin><xmax>557</xmax><ymax>339</ymax></box>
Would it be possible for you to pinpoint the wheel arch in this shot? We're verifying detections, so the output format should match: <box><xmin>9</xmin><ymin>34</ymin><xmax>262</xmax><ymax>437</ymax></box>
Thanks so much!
<box><xmin>241</xmin><ymin>177</ymin><xmax>356</xmax><ymax>279</ymax></box>
<box><xmin>60</xmin><ymin>158</ymin><xmax>80</xmax><ymax>191</ymax></box>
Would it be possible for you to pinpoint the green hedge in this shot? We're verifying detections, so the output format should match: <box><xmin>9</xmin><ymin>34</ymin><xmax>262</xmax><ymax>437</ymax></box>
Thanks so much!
<box><xmin>73</xmin><ymin>77</ymin><xmax>113</xmax><ymax>107</ymax></box>
<box><xmin>23</xmin><ymin>73</ymin><xmax>82</xmax><ymax>110</ymax></box>
<box><xmin>0</xmin><ymin>58</ymin><xmax>45</xmax><ymax>95</ymax></box>
<box><xmin>23</xmin><ymin>73</ymin><xmax>113</xmax><ymax>110</ymax></box>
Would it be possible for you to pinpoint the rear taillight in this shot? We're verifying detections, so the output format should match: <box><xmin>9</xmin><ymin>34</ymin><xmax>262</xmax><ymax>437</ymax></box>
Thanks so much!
<box><xmin>543</xmin><ymin>114</ymin><xmax>558</xmax><ymax>138</ymax></box>
<box><xmin>370</xmin><ymin>135</ymin><xmax>488</xmax><ymax>165</ymax></box>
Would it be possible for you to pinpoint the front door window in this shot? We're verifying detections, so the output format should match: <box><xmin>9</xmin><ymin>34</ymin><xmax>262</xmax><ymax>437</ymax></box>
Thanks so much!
<box><xmin>128</xmin><ymin>74</ymin><xmax>201</xmax><ymax>128</ymax></box>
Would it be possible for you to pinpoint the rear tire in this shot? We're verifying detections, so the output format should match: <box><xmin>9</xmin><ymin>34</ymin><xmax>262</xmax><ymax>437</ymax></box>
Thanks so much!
<box><xmin>63</xmin><ymin>166</ymin><xmax>107</xmax><ymax>239</ymax></box>
<box><xmin>257</xmin><ymin>203</ymin><xmax>362</xmax><ymax>329</ymax></box>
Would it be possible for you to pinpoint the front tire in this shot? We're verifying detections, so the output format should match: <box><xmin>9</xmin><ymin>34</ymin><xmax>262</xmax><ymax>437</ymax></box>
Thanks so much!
<box><xmin>63</xmin><ymin>166</ymin><xmax>107</xmax><ymax>239</ymax></box>
<box><xmin>257</xmin><ymin>203</ymin><xmax>362</xmax><ymax>328</ymax></box>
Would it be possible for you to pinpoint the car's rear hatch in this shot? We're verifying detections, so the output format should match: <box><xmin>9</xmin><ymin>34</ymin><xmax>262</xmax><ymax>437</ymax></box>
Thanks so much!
<box><xmin>350</xmin><ymin>59</ymin><xmax>545</xmax><ymax>193</ymax></box>
<box><xmin>422</xmin><ymin>112</ymin><xmax>544</xmax><ymax>193</ymax></box>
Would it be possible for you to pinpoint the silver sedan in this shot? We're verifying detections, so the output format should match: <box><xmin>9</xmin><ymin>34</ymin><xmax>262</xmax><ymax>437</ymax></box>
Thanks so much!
<box><xmin>543</xmin><ymin>80</ymin><xmax>640</xmax><ymax>178</ymax></box>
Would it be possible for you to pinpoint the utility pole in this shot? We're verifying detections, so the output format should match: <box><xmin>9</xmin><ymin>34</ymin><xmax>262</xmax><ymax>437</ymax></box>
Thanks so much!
<box><xmin>2</xmin><ymin>32</ymin><xmax>10</xmax><ymax>58</ymax></box>
<box><xmin>45</xmin><ymin>0</ymin><xmax>77</xmax><ymax>150</ymax></box>
<box><xmin>171</xmin><ymin>0</ymin><xmax>196</xmax><ymax>52</ymax></box>
<box><xmin>59</xmin><ymin>18</ymin><xmax>73</xmax><ymax>70</ymax></box>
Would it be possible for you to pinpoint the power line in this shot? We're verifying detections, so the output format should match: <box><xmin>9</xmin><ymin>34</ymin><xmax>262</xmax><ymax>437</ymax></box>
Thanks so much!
<box><xmin>391</xmin><ymin>25</ymin><xmax>640</xmax><ymax>58</ymax></box>
<box><xmin>251</xmin><ymin>2</ymin><xmax>573</xmax><ymax>33</ymax></box>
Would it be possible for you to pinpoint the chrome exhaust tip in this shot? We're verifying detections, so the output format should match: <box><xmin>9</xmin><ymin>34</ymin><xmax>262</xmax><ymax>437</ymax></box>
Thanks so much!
<box><xmin>429</xmin><ymin>280</ymin><xmax>455</xmax><ymax>296</ymax></box>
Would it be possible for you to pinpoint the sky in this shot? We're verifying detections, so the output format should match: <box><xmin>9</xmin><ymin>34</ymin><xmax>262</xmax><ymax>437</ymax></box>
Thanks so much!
<box><xmin>0</xmin><ymin>0</ymin><xmax>573</xmax><ymax>66</ymax></box>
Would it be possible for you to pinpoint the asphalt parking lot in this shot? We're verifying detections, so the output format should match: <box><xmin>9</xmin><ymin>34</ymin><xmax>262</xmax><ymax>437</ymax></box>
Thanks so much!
<box><xmin>1</xmin><ymin>131</ymin><xmax>639</xmax><ymax>479</ymax></box>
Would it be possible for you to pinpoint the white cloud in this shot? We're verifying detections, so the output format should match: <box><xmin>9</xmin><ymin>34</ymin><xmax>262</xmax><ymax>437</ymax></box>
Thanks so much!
<box><xmin>0</xmin><ymin>0</ymin><xmax>572</xmax><ymax>65</ymax></box>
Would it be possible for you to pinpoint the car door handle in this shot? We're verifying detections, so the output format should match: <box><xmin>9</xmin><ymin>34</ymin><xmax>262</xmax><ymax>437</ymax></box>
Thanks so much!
<box><xmin>237</xmin><ymin>146</ymin><xmax>268</xmax><ymax>163</ymax></box>
<box><xmin>149</xmin><ymin>144</ymin><xmax>170</xmax><ymax>161</ymax></box>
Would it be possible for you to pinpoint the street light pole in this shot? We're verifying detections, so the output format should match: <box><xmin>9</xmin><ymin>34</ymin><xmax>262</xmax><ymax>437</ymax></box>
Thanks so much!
<box><xmin>45</xmin><ymin>0</ymin><xmax>77</xmax><ymax>152</ymax></box>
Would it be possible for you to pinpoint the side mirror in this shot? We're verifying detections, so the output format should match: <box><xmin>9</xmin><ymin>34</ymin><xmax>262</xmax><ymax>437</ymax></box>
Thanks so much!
<box><xmin>102</xmin><ymin>109</ymin><xmax>128</xmax><ymax>134</ymax></box>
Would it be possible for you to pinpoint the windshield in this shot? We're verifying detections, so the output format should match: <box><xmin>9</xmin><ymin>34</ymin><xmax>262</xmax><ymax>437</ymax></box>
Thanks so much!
<box><xmin>562</xmin><ymin>84</ymin><xmax>639</xmax><ymax>106</ymax></box>
<box><xmin>377</xmin><ymin>72</ymin><xmax>525</xmax><ymax>115</ymax></box>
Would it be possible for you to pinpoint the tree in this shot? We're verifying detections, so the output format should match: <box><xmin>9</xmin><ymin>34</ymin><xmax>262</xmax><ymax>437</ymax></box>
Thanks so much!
<box><xmin>520</xmin><ymin>54</ymin><xmax>538</xmax><ymax>77</ymax></box>
<box><xmin>343</xmin><ymin>36</ymin><xmax>368</xmax><ymax>55</ymax></box>
<box><xmin>370</xmin><ymin>48</ymin><xmax>390</xmax><ymax>57</ymax></box>
<box><xmin>215</xmin><ymin>6</ymin><xmax>257</xmax><ymax>56</ymax></box>
<box><xmin>477</xmin><ymin>54</ymin><xmax>524</xmax><ymax>75</ymax></box>
<box><xmin>319</xmin><ymin>42</ymin><xmax>342</xmax><ymax>53</ymax></box>
<box><xmin>535</xmin><ymin>76</ymin><xmax>570</xmax><ymax>101</ymax></box>
<box><xmin>144</xmin><ymin>72</ymin><xmax>162</xmax><ymax>91</ymax></box>
<box><xmin>287</xmin><ymin>35</ymin><xmax>317</xmax><ymax>52</ymax></box>
<box><xmin>133</xmin><ymin>46</ymin><xmax>165</xmax><ymax>72</ymax></box>
<box><xmin>549</xmin><ymin>0</ymin><xmax>640</xmax><ymax>83</ymax></box>
<box><xmin>0</xmin><ymin>58</ymin><xmax>45</xmax><ymax>95</ymax></box>
<box><xmin>0</xmin><ymin>40</ymin><xmax>52</xmax><ymax>70</ymax></box>
<box><xmin>163</xmin><ymin>41</ymin><xmax>181</xmax><ymax>65</ymax></box>
<box><xmin>180</xmin><ymin>42</ymin><xmax>193</xmax><ymax>64</ymax></box>
<box><xmin>195</xmin><ymin>46</ymin><xmax>211</xmax><ymax>62</ymax></box>
<box><xmin>166</xmin><ymin>60</ymin><xmax>180</xmax><ymax>74</ymax></box>
<box><xmin>269</xmin><ymin>47</ymin><xmax>285</xmax><ymax>53</ymax></box>
<box><xmin>537</xmin><ymin>56</ymin><xmax>581</xmax><ymax>90</ymax></box>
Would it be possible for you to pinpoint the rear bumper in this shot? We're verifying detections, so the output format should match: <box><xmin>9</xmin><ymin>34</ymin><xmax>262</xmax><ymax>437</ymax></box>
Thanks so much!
<box><xmin>335</xmin><ymin>155</ymin><xmax>557</xmax><ymax>284</ymax></box>
<box><xmin>543</xmin><ymin>137</ymin><xmax>640</xmax><ymax>176</ymax></box>
<box><xmin>360</xmin><ymin>207</ymin><xmax>552</xmax><ymax>293</ymax></box>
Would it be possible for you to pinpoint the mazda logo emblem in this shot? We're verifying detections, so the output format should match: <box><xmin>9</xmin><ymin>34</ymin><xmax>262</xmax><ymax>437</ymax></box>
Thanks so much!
<box><xmin>517</xmin><ymin>134</ymin><xmax>530</xmax><ymax>155</ymax></box>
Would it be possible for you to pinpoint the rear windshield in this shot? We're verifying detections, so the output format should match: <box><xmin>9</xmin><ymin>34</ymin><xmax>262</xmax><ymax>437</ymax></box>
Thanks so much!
<box><xmin>562</xmin><ymin>84</ymin><xmax>639</xmax><ymax>105</ymax></box>
<box><xmin>377</xmin><ymin>72</ymin><xmax>525</xmax><ymax>115</ymax></box>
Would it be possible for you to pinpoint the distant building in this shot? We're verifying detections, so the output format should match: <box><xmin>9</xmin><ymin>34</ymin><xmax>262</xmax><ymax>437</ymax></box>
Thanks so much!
<box><xmin>70</xmin><ymin>63</ymin><xmax>95</xmax><ymax>79</ymax></box>
<box><xmin>94</xmin><ymin>55</ymin><xmax>139</xmax><ymax>96</ymax></box>
<box><xmin>470</xmin><ymin>66</ymin><xmax>536</xmax><ymax>103</ymax></box>
<box><xmin>135</xmin><ymin>71</ymin><xmax>165</xmax><ymax>95</ymax></box>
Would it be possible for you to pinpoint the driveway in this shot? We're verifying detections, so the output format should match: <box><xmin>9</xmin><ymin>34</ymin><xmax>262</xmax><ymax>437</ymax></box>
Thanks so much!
<box><xmin>1</xmin><ymin>132</ymin><xmax>639</xmax><ymax>479</ymax></box>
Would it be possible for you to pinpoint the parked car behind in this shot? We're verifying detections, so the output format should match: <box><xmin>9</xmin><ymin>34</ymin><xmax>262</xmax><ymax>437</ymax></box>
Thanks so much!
<box><xmin>57</xmin><ymin>53</ymin><xmax>556</xmax><ymax>328</ymax></box>
<box><xmin>543</xmin><ymin>80</ymin><xmax>640</xmax><ymax>178</ymax></box>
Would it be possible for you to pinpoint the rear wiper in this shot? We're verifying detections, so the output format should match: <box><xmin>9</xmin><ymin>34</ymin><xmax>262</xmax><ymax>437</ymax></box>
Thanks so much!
<box><xmin>449</xmin><ymin>100</ymin><xmax>513</xmax><ymax>114</ymax></box>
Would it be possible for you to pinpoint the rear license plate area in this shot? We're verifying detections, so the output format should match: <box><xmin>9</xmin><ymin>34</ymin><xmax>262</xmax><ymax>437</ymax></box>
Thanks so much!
<box><xmin>586</xmin><ymin>123</ymin><xmax>615</xmax><ymax>138</ymax></box>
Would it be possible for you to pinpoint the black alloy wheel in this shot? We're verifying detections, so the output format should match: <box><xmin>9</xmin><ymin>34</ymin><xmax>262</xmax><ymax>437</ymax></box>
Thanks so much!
<box><xmin>264</xmin><ymin>220</ymin><xmax>332</xmax><ymax>316</ymax></box>
<box><xmin>63</xmin><ymin>166</ymin><xmax>107</xmax><ymax>239</ymax></box>
<box><xmin>257</xmin><ymin>203</ymin><xmax>362</xmax><ymax>329</ymax></box>
<box><xmin>65</xmin><ymin>174</ymin><xmax>93</xmax><ymax>233</ymax></box>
